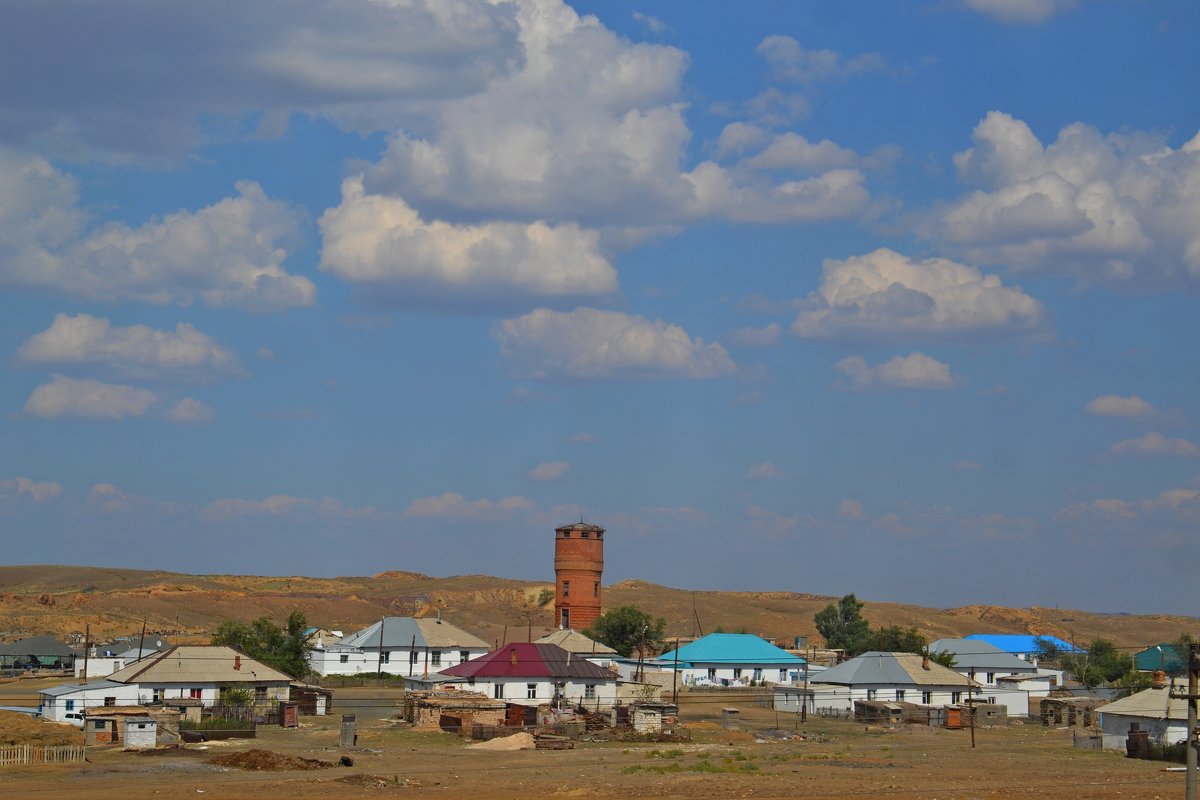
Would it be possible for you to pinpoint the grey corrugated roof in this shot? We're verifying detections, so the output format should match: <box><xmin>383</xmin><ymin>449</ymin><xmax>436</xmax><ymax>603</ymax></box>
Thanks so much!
<box><xmin>1097</xmin><ymin>686</ymin><xmax>1186</xmax><ymax>721</ymax></box>
<box><xmin>533</xmin><ymin>629</ymin><xmax>617</xmax><ymax>655</ymax></box>
<box><xmin>39</xmin><ymin>680</ymin><xmax>126</xmax><ymax>697</ymax></box>
<box><xmin>0</xmin><ymin>636</ymin><xmax>74</xmax><ymax>656</ymax></box>
<box><xmin>105</xmin><ymin>646</ymin><xmax>292</xmax><ymax>684</ymax></box>
<box><xmin>338</xmin><ymin>617</ymin><xmax>487</xmax><ymax>650</ymax></box>
<box><xmin>928</xmin><ymin>639</ymin><xmax>1038</xmax><ymax>672</ymax></box>
<box><xmin>814</xmin><ymin>652</ymin><xmax>975</xmax><ymax>688</ymax></box>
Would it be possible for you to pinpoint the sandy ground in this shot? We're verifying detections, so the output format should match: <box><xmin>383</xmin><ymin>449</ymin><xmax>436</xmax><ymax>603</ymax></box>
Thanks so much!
<box><xmin>0</xmin><ymin>685</ymin><xmax>1180</xmax><ymax>799</ymax></box>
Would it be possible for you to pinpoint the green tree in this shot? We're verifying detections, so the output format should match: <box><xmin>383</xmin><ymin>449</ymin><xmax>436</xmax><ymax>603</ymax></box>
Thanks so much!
<box><xmin>814</xmin><ymin>594</ymin><xmax>871</xmax><ymax>653</ymax></box>
<box><xmin>584</xmin><ymin>605</ymin><xmax>666</xmax><ymax>658</ymax></box>
<box><xmin>874</xmin><ymin>625</ymin><xmax>927</xmax><ymax>655</ymax></box>
<box><xmin>1062</xmin><ymin>638</ymin><xmax>1132</xmax><ymax>688</ymax></box>
<box><xmin>211</xmin><ymin>609</ymin><xmax>314</xmax><ymax>679</ymax></box>
<box><xmin>927</xmin><ymin>648</ymin><xmax>957</xmax><ymax>669</ymax></box>
<box><xmin>1033</xmin><ymin>636</ymin><xmax>1062</xmax><ymax>664</ymax></box>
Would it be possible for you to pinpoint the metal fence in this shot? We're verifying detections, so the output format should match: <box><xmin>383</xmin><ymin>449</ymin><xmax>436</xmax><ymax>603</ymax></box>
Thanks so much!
<box><xmin>0</xmin><ymin>744</ymin><xmax>86</xmax><ymax>767</ymax></box>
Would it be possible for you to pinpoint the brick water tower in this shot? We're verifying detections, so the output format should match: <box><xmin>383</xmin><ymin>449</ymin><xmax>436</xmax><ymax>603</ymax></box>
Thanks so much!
<box><xmin>554</xmin><ymin>521</ymin><xmax>605</xmax><ymax>630</ymax></box>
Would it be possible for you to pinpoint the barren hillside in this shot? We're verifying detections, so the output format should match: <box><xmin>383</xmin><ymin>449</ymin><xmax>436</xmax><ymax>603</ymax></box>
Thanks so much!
<box><xmin>0</xmin><ymin>565</ymin><xmax>1193</xmax><ymax>651</ymax></box>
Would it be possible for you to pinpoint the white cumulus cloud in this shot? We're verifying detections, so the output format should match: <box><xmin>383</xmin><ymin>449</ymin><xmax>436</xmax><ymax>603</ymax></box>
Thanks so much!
<box><xmin>495</xmin><ymin>307</ymin><xmax>736</xmax><ymax>380</ymax></box>
<box><xmin>404</xmin><ymin>492</ymin><xmax>533</xmax><ymax>519</ymax></box>
<box><xmin>0</xmin><ymin>476</ymin><xmax>63</xmax><ymax>503</ymax></box>
<box><xmin>1085</xmin><ymin>395</ymin><xmax>1155</xmax><ymax>417</ymax></box>
<box><xmin>932</xmin><ymin>111</ymin><xmax>1200</xmax><ymax>288</ymax></box>
<box><xmin>747</xmin><ymin>462</ymin><xmax>782</xmax><ymax>479</ymax></box>
<box><xmin>16</xmin><ymin>313</ymin><xmax>243</xmax><ymax>380</ymax></box>
<box><xmin>528</xmin><ymin>461</ymin><xmax>570</xmax><ymax>481</ymax></box>
<box><xmin>164</xmin><ymin>398</ymin><xmax>215</xmax><ymax>425</ymax></box>
<box><xmin>358</xmin><ymin>1</ymin><xmax>872</xmax><ymax>227</ymax></box>
<box><xmin>792</xmin><ymin>248</ymin><xmax>1044</xmax><ymax>340</ymax></box>
<box><xmin>835</xmin><ymin>352</ymin><xmax>956</xmax><ymax>390</ymax></box>
<box><xmin>964</xmin><ymin>0</ymin><xmax>1077</xmax><ymax>24</ymax></box>
<box><xmin>24</xmin><ymin>375</ymin><xmax>157</xmax><ymax>420</ymax></box>
<box><xmin>318</xmin><ymin>177</ymin><xmax>618</xmax><ymax>311</ymax></box>
<box><xmin>1108</xmin><ymin>431</ymin><xmax>1198</xmax><ymax>458</ymax></box>
<box><xmin>755</xmin><ymin>36</ymin><xmax>887</xmax><ymax>84</ymax></box>
<box><xmin>0</xmin><ymin>155</ymin><xmax>314</xmax><ymax>310</ymax></box>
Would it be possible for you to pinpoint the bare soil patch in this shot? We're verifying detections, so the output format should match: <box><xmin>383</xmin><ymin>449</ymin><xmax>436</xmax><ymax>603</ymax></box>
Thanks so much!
<box><xmin>207</xmin><ymin>748</ymin><xmax>335</xmax><ymax>771</ymax></box>
<box><xmin>0</xmin><ymin>710</ymin><xmax>83</xmax><ymax>746</ymax></box>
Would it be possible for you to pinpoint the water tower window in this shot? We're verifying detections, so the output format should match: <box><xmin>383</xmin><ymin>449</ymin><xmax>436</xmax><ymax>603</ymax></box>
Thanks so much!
<box><xmin>581</xmin><ymin>531</ymin><xmax>589</xmax><ymax>538</ymax></box>
<box><xmin>596</xmin><ymin>532</ymin><xmax>602</xmax><ymax>539</ymax></box>
<box><xmin>593</xmin><ymin>582</ymin><xmax>599</xmax><ymax>597</ymax></box>
<box><xmin>561</xmin><ymin>530</ymin><xmax>570</xmax><ymax>538</ymax></box>
<box><xmin>562</xmin><ymin>580</ymin><xmax>570</xmax><ymax>597</ymax></box>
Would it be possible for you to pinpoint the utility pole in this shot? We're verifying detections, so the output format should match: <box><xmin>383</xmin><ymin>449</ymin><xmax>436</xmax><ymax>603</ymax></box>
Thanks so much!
<box><xmin>1177</xmin><ymin>644</ymin><xmax>1200</xmax><ymax>800</ymax></box>
<box><xmin>376</xmin><ymin>618</ymin><xmax>386</xmax><ymax>676</ymax></box>
<box><xmin>968</xmin><ymin>668</ymin><xmax>976</xmax><ymax>749</ymax></box>
<box><xmin>801</xmin><ymin>646</ymin><xmax>810</xmax><ymax>724</ymax></box>
<box><xmin>671</xmin><ymin>639</ymin><xmax>679</xmax><ymax>706</ymax></box>
<box><xmin>137</xmin><ymin>619</ymin><xmax>147</xmax><ymax>664</ymax></box>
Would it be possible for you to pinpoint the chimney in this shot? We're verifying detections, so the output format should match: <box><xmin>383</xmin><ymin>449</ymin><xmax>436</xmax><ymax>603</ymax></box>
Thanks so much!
<box><xmin>1152</xmin><ymin>670</ymin><xmax>1167</xmax><ymax>689</ymax></box>
<box><xmin>922</xmin><ymin>654</ymin><xmax>930</xmax><ymax>671</ymax></box>
<box><xmin>234</xmin><ymin>655</ymin><xmax>241</xmax><ymax>671</ymax></box>
<box><xmin>510</xmin><ymin>648</ymin><xmax>518</xmax><ymax>666</ymax></box>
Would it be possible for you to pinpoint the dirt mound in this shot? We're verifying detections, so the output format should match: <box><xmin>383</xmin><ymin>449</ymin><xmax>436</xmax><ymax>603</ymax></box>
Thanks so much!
<box><xmin>0</xmin><ymin>712</ymin><xmax>84</xmax><ymax>747</ymax></box>
<box><xmin>208</xmin><ymin>749</ymin><xmax>335</xmax><ymax>771</ymax></box>
<box><xmin>336</xmin><ymin>774</ymin><xmax>413</xmax><ymax>788</ymax></box>
<box><xmin>467</xmin><ymin>732</ymin><xmax>536</xmax><ymax>751</ymax></box>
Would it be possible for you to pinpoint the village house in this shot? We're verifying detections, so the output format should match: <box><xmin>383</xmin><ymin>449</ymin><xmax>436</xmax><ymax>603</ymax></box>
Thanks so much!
<box><xmin>928</xmin><ymin>637</ymin><xmax>1063</xmax><ymax>716</ymax></box>
<box><xmin>1096</xmin><ymin>685</ymin><xmax>1187</xmax><ymax>751</ymax></box>
<box><xmin>1133</xmin><ymin>643</ymin><xmax>1186</xmax><ymax>674</ymax></box>
<box><xmin>778</xmin><ymin>651</ymin><xmax>977</xmax><ymax>715</ymax></box>
<box><xmin>963</xmin><ymin>634</ymin><xmax>1079</xmax><ymax>663</ymax></box>
<box><xmin>655</xmin><ymin>633</ymin><xmax>806</xmax><ymax>687</ymax></box>
<box><xmin>103</xmin><ymin>645</ymin><xmax>293</xmax><ymax>706</ymax></box>
<box><xmin>38</xmin><ymin>680</ymin><xmax>142</xmax><ymax>724</ymax></box>
<box><xmin>406</xmin><ymin>642</ymin><xmax>618</xmax><ymax>708</ymax></box>
<box><xmin>0</xmin><ymin>635</ymin><xmax>75</xmax><ymax>671</ymax></box>
<box><xmin>307</xmin><ymin>616</ymin><xmax>489</xmax><ymax>676</ymax></box>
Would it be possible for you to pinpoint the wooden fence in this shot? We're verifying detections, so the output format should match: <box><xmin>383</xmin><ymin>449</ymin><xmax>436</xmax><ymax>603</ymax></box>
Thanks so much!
<box><xmin>0</xmin><ymin>744</ymin><xmax>86</xmax><ymax>766</ymax></box>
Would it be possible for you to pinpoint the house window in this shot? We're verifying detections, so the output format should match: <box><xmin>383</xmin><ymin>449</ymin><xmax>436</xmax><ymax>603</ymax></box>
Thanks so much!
<box><xmin>752</xmin><ymin>668</ymin><xmax>763</xmax><ymax>681</ymax></box>
<box><xmin>779</xmin><ymin>669</ymin><xmax>787</xmax><ymax>682</ymax></box>
<box><xmin>431</xmin><ymin>651</ymin><xmax>442</xmax><ymax>666</ymax></box>
<box><xmin>153</xmin><ymin>689</ymin><xmax>163</xmax><ymax>703</ymax></box>
<box><xmin>339</xmin><ymin>654</ymin><xmax>349</xmax><ymax>664</ymax></box>
<box><xmin>410</xmin><ymin>651</ymin><xmax>419</xmax><ymax>663</ymax></box>
<box><xmin>895</xmin><ymin>690</ymin><xmax>905</xmax><ymax>702</ymax></box>
<box><xmin>104</xmin><ymin>696</ymin><xmax>116</xmax><ymax>706</ymax></box>
<box><xmin>189</xmin><ymin>689</ymin><xmax>202</xmax><ymax>700</ymax></box>
<box><xmin>93</xmin><ymin>720</ymin><xmax>105</xmax><ymax>730</ymax></box>
<box><xmin>562</xmin><ymin>580</ymin><xmax>570</xmax><ymax>597</ymax></box>
<box><xmin>584</xmin><ymin>684</ymin><xmax>596</xmax><ymax>699</ymax></box>
<box><xmin>460</xmin><ymin>650</ymin><xmax>470</xmax><ymax>663</ymax></box>
<box><xmin>986</xmin><ymin>672</ymin><xmax>995</xmax><ymax>684</ymax></box>
<box><xmin>951</xmin><ymin>691</ymin><xmax>962</xmax><ymax>704</ymax></box>
<box><xmin>494</xmin><ymin>683</ymin><xmax>504</xmax><ymax>699</ymax></box>
<box><xmin>380</xmin><ymin>651</ymin><xmax>390</xmax><ymax>664</ymax></box>
<box><xmin>922</xmin><ymin>691</ymin><xmax>932</xmax><ymax>705</ymax></box>
<box><xmin>707</xmin><ymin>668</ymin><xmax>716</xmax><ymax>680</ymax></box>
<box><xmin>988</xmin><ymin>696</ymin><xmax>996</xmax><ymax>704</ymax></box>
<box><xmin>733</xmin><ymin>668</ymin><xmax>743</xmax><ymax>679</ymax></box>
<box><xmin>526</xmin><ymin>684</ymin><xmax>537</xmax><ymax>699</ymax></box>
<box><xmin>866</xmin><ymin>689</ymin><xmax>877</xmax><ymax>701</ymax></box>
<box><xmin>255</xmin><ymin>686</ymin><xmax>267</xmax><ymax>705</ymax></box>
<box><xmin>65</xmin><ymin>700</ymin><xmax>75</xmax><ymax>711</ymax></box>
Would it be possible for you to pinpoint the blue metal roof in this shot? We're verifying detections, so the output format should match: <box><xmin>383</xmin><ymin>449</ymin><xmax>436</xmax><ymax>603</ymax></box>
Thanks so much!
<box><xmin>655</xmin><ymin>634</ymin><xmax>805</xmax><ymax>667</ymax></box>
<box><xmin>963</xmin><ymin>634</ymin><xmax>1082</xmax><ymax>655</ymax></box>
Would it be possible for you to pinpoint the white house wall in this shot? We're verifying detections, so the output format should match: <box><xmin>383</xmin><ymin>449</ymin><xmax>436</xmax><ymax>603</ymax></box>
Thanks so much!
<box><xmin>780</xmin><ymin>683</ymin><xmax>971</xmax><ymax>714</ymax></box>
<box><xmin>1100</xmin><ymin>713</ymin><xmax>1186</xmax><ymax>751</ymax></box>
<box><xmin>308</xmin><ymin>647</ymin><xmax>487</xmax><ymax>676</ymax></box>
<box><xmin>134</xmin><ymin>682</ymin><xmax>290</xmax><ymax>706</ymax></box>
<box><xmin>426</xmin><ymin>677</ymin><xmax>618</xmax><ymax>708</ymax></box>
<box><xmin>73</xmin><ymin>658</ymin><xmax>123</xmax><ymax>678</ymax></box>
<box><xmin>671</xmin><ymin>663</ymin><xmax>797</xmax><ymax>687</ymax></box>
<box><xmin>39</xmin><ymin>684</ymin><xmax>142</xmax><ymax>722</ymax></box>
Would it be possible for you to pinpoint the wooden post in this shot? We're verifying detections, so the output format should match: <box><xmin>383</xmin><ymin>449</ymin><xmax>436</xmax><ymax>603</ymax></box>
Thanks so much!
<box><xmin>968</xmin><ymin>668</ymin><xmax>976</xmax><ymax>749</ymax></box>
<box><xmin>81</xmin><ymin>624</ymin><xmax>89</xmax><ymax>686</ymax></box>
<box><xmin>801</xmin><ymin>647</ymin><xmax>810</xmax><ymax>724</ymax></box>
<box><xmin>1189</xmin><ymin>645</ymin><xmax>1198</xmax><ymax>800</ymax></box>
<box><xmin>340</xmin><ymin>714</ymin><xmax>357</xmax><ymax>748</ymax></box>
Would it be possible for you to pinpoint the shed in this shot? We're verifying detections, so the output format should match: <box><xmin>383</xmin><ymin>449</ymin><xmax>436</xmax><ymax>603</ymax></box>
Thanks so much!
<box><xmin>289</xmin><ymin>683</ymin><xmax>333</xmax><ymax>715</ymax></box>
<box><xmin>121</xmin><ymin>717</ymin><xmax>157</xmax><ymax>750</ymax></box>
<box><xmin>630</xmin><ymin>701</ymin><xmax>678</xmax><ymax>733</ymax></box>
<box><xmin>1096</xmin><ymin>686</ymin><xmax>1189</xmax><ymax>751</ymax></box>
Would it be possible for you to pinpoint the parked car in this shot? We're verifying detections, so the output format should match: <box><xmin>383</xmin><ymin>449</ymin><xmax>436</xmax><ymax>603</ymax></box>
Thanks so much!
<box><xmin>62</xmin><ymin>712</ymin><xmax>84</xmax><ymax>727</ymax></box>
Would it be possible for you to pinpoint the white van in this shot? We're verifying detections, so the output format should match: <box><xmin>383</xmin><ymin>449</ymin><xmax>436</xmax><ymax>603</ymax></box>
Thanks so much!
<box><xmin>62</xmin><ymin>712</ymin><xmax>84</xmax><ymax>727</ymax></box>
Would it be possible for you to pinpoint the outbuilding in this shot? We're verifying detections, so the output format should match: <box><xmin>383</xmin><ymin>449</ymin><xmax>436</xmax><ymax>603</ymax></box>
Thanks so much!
<box><xmin>1096</xmin><ymin>686</ymin><xmax>1188</xmax><ymax>751</ymax></box>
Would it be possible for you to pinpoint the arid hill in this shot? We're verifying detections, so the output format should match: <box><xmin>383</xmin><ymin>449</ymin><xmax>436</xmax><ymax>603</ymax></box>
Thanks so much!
<box><xmin>0</xmin><ymin>565</ymin><xmax>1193</xmax><ymax>650</ymax></box>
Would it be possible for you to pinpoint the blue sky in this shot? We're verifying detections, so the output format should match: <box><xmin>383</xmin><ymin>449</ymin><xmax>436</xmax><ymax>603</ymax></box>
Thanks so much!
<box><xmin>2</xmin><ymin>0</ymin><xmax>1198</xmax><ymax>614</ymax></box>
